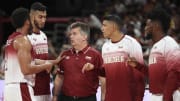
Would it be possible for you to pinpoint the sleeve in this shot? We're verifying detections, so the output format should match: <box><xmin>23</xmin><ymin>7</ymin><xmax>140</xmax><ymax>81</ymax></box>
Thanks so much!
<box><xmin>163</xmin><ymin>70</ymin><xmax>178</xmax><ymax>101</ymax></box>
<box><xmin>135</xmin><ymin>63</ymin><xmax>148</xmax><ymax>77</ymax></box>
<box><xmin>94</xmin><ymin>51</ymin><xmax>105</xmax><ymax>77</ymax></box>
<box><xmin>98</xmin><ymin>65</ymin><xmax>106</xmax><ymax>77</ymax></box>
<box><xmin>163</xmin><ymin>49</ymin><xmax>180</xmax><ymax>101</ymax></box>
<box><xmin>130</xmin><ymin>40</ymin><xmax>144</xmax><ymax>64</ymax></box>
<box><xmin>130</xmin><ymin>40</ymin><xmax>148</xmax><ymax>76</ymax></box>
<box><xmin>94</xmin><ymin>51</ymin><xmax>103</xmax><ymax>69</ymax></box>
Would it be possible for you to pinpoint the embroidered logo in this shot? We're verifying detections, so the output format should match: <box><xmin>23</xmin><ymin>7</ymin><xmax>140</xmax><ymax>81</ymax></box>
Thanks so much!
<box><xmin>118</xmin><ymin>46</ymin><xmax>123</xmax><ymax>48</ymax></box>
<box><xmin>33</xmin><ymin>38</ymin><xmax>37</xmax><ymax>41</ymax></box>
<box><xmin>65</xmin><ymin>56</ymin><xmax>70</xmax><ymax>60</ymax></box>
<box><xmin>85</xmin><ymin>56</ymin><xmax>92</xmax><ymax>61</ymax></box>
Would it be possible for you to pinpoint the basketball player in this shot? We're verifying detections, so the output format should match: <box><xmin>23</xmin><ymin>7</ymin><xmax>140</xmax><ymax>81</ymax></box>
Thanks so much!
<box><xmin>4</xmin><ymin>7</ymin><xmax>53</xmax><ymax>101</ymax></box>
<box><xmin>145</xmin><ymin>7</ymin><xmax>179</xmax><ymax>101</ymax></box>
<box><xmin>100</xmin><ymin>15</ymin><xmax>147</xmax><ymax>101</ymax></box>
<box><xmin>28</xmin><ymin>2</ymin><xmax>52</xmax><ymax>101</ymax></box>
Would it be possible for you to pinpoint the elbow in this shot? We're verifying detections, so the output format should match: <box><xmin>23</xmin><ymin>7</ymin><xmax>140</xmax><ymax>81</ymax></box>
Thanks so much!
<box><xmin>22</xmin><ymin>70</ymin><xmax>30</xmax><ymax>75</ymax></box>
<box><xmin>21</xmin><ymin>67</ymin><xmax>31</xmax><ymax>75</ymax></box>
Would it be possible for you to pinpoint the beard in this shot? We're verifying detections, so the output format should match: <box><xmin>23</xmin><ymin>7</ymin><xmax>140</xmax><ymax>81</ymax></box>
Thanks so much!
<box><xmin>145</xmin><ymin>33</ymin><xmax>153</xmax><ymax>40</ymax></box>
<box><xmin>28</xmin><ymin>22</ymin><xmax>33</xmax><ymax>34</ymax></box>
<box><xmin>34</xmin><ymin>19</ymin><xmax>44</xmax><ymax>30</ymax></box>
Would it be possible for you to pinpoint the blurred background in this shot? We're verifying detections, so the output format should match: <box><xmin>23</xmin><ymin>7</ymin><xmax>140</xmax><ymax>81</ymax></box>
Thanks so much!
<box><xmin>0</xmin><ymin>0</ymin><xmax>180</xmax><ymax>76</ymax></box>
<box><xmin>0</xmin><ymin>0</ymin><xmax>180</xmax><ymax>100</ymax></box>
<box><xmin>0</xmin><ymin>0</ymin><xmax>180</xmax><ymax>56</ymax></box>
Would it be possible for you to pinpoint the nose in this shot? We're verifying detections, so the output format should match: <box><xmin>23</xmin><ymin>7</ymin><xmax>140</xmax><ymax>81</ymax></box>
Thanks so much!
<box><xmin>69</xmin><ymin>34</ymin><xmax>73</xmax><ymax>39</ymax></box>
<box><xmin>42</xmin><ymin>17</ymin><xmax>46</xmax><ymax>23</ymax></box>
<box><xmin>101</xmin><ymin>26</ymin><xmax>104</xmax><ymax>32</ymax></box>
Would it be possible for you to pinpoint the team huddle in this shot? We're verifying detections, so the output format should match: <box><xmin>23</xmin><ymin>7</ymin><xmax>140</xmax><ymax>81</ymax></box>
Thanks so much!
<box><xmin>3</xmin><ymin>1</ymin><xmax>180</xmax><ymax>101</ymax></box>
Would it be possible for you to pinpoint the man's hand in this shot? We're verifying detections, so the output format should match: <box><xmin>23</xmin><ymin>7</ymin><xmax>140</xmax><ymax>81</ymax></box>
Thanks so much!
<box><xmin>126</xmin><ymin>57</ymin><xmax>138</xmax><ymax>68</ymax></box>
<box><xmin>82</xmin><ymin>63</ymin><xmax>94</xmax><ymax>73</ymax></box>
<box><xmin>45</xmin><ymin>60</ymin><xmax>53</xmax><ymax>73</ymax></box>
<box><xmin>54</xmin><ymin>55</ymin><xmax>66</xmax><ymax>64</ymax></box>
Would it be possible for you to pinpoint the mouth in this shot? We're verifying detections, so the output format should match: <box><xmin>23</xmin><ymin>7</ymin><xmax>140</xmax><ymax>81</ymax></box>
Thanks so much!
<box><xmin>70</xmin><ymin>40</ymin><xmax>74</xmax><ymax>43</ymax></box>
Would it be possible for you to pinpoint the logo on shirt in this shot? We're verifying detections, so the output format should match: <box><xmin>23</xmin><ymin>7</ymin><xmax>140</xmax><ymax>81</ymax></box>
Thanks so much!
<box><xmin>154</xmin><ymin>46</ymin><xmax>157</xmax><ymax>49</ymax></box>
<box><xmin>33</xmin><ymin>38</ymin><xmax>37</xmax><ymax>41</ymax></box>
<box><xmin>149</xmin><ymin>57</ymin><xmax>157</xmax><ymax>64</ymax></box>
<box><xmin>65</xmin><ymin>56</ymin><xmax>70</xmax><ymax>60</ymax></box>
<box><xmin>118</xmin><ymin>46</ymin><xmax>123</xmax><ymax>49</ymax></box>
<box><xmin>85</xmin><ymin>56</ymin><xmax>92</xmax><ymax>61</ymax></box>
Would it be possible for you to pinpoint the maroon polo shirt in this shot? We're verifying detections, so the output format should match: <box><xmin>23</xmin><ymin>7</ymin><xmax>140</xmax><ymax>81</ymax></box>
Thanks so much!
<box><xmin>58</xmin><ymin>45</ymin><xmax>103</xmax><ymax>97</ymax></box>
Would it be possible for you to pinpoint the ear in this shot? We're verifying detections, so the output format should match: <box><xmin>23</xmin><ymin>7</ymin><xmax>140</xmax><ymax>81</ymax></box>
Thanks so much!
<box><xmin>25</xmin><ymin>19</ymin><xmax>30</xmax><ymax>26</ymax></box>
<box><xmin>112</xmin><ymin>23</ymin><xmax>117</xmax><ymax>32</ymax></box>
<box><xmin>83</xmin><ymin>34</ymin><xmax>88</xmax><ymax>41</ymax></box>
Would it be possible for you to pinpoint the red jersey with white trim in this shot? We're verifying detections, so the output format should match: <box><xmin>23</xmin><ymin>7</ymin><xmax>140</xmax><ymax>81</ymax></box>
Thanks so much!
<box><xmin>102</xmin><ymin>35</ymin><xmax>144</xmax><ymax>101</ymax></box>
<box><xmin>27</xmin><ymin>31</ymin><xmax>49</xmax><ymax>95</ymax></box>
<box><xmin>4</xmin><ymin>32</ymin><xmax>35</xmax><ymax>86</ymax></box>
<box><xmin>149</xmin><ymin>36</ymin><xmax>179</xmax><ymax>94</ymax></box>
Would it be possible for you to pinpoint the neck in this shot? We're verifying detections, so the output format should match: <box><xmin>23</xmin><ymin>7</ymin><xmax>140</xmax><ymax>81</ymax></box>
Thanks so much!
<box><xmin>16</xmin><ymin>28</ymin><xmax>27</xmax><ymax>35</ymax></box>
<box><xmin>33</xmin><ymin>27</ymin><xmax>40</xmax><ymax>33</ymax></box>
<box><xmin>152</xmin><ymin>30</ymin><xmax>165</xmax><ymax>43</ymax></box>
<box><xmin>111</xmin><ymin>31</ymin><xmax>124</xmax><ymax>43</ymax></box>
<box><xmin>74</xmin><ymin>41</ymin><xmax>88</xmax><ymax>51</ymax></box>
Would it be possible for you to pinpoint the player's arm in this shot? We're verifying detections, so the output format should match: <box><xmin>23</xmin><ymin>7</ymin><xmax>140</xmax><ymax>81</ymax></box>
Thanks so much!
<box><xmin>128</xmin><ymin>42</ymin><xmax>148</xmax><ymax>77</ymax></box>
<box><xmin>163</xmin><ymin>70</ymin><xmax>178</xmax><ymax>101</ymax></box>
<box><xmin>52</xmin><ymin>74</ymin><xmax>64</xmax><ymax>101</ymax></box>
<box><xmin>99</xmin><ymin>76</ymin><xmax>106</xmax><ymax>101</ymax></box>
<box><xmin>34</xmin><ymin>55</ymin><xmax>65</xmax><ymax>65</ymax></box>
<box><xmin>127</xmin><ymin>57</ymin><xmax>148</xmax><ymax>77</ymax></box>
<box><xmin>14</xmin><ymin>36</ymin><xmax>53</xmax><ymax>75</ymax></box>
<box><xmin>163</xmin><ymin>50</ymin><xmax>180</xmax><ymax>101</ymax></box>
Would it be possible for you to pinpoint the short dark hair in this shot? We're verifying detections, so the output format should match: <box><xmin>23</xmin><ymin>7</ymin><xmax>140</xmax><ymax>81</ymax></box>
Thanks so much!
<box><xmin>11</xmin><ymin>7</ymin><xmax>29</xmax><ymax>29</ymax></box>
<box><xmin>103</xmin><ymin>15</ymin><xmax>123</xmax><ymax>29</ymax></box>
<box><xmin>70</xmin><ymin>22</ymin><xmax>90</xmax><ymax>35</ymax></box>
<box><xmin>30</xmin><ymin>2</ymin><xmax>46</xmax><ymax>11</ymax></box>
<box><xmin>147</xmin><ymin>7</ymin><xmax>170</xmax><ymax>33</ymax></box>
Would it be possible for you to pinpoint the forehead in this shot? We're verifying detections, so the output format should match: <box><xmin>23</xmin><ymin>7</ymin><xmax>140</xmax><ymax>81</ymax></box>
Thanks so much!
<box><xmin>70</xmin><ymin>27</ymin><xmax>81</xmax><ymax>32</ymax></box>
<box><xmin>103</xmin><ymin>20</ymin><xmax>114</xmax><ymax>25</ymax></box>
<box><xmin>34</xmin><ymin>10</ymin><xmax>47</xmax><ymax>16</ymax></box>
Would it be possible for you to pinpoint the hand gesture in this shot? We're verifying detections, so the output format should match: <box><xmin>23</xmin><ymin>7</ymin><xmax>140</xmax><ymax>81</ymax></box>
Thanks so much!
<box><xmin>82</xmin><ymin>63</ymin><xmax>94</xmax><ymax>73</ymax></box>
<box><xmin>126</xmin><ymin>57</ymin><xmax>138</xmax><ymax>68</ymax></box>
<box><xmin>45</xmin><ymin>61</ymin><xmax>53</xmax><ymax>73</ymax></box>
<box><xmin>54</xmin><ymin>55</ymin><xmax>66</xmax><ymax>64</ymax></box>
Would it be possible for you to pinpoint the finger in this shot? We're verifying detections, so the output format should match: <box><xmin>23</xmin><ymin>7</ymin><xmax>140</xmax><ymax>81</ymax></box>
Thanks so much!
<box><xmin>81</xmin><ymin>65</ymin><xmax>86</xmax><ymax>74</ymax></box>
<box><xmin>82</xmin><ymin>63</ymin><xmax>88</xmax><ymax>73</ymax></box>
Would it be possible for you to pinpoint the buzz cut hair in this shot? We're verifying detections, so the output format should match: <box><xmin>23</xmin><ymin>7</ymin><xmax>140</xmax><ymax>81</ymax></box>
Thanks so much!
<box><xmin>103</xmin><ymin>14</ymin><xmax>123</xmax><ymax>29</ymax></box>
<box><xmin>11</xmin><ymin>7</ymin><xmax>29</xmax><ymax>29</ymax></box>
<box><xmin>147</xmin><ymin>7</ymin><xmax>170</xmax><ymax>33</ymax></box>
<box><xmin>30</xmin><ymin>2</ymin><xmax>46</xmax><ymax>11</ymax></box>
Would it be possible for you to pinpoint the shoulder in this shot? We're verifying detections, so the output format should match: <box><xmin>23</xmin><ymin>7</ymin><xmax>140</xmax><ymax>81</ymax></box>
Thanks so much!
<box><xmin>40</xmin><ymin>31</ymin><xmax>47</xmax><ymax>36</ymax></box>
<box><xmin>124</xmin><ymin>35</ymin><xmax>138</xmax><ymax>43</ymax></box>
<box><xmin>160</xmin><ymin>36</ymin><xmax>179</xmax><ymax>51</ymax></box>
<box><xmin>14</xmin><ymin>36</ymin><xmax>31</xmax><ymax>50</ymax></box>
<box><xmin>61</xmin><ymin>49</ymin><xmax>72</xmax><ymax>56</ymax></box>
<box><xmin>124</xmin><ymin>35</ymin><xmax>141</xmax><ymax>47</ymax></box>
<box><xmin>102</xmin><ymin>39</ymin><xmax>110</xmax><ymax>48</ymax></box>
<box><xmin>89</xmin><ymin>47</ymin><xmax>101</xmax><ymax>54</ymax></box>
<box><xmin>164</xmin><ymin>36</ymin><xmax>178</xmax><ymax>45</ymax></box>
